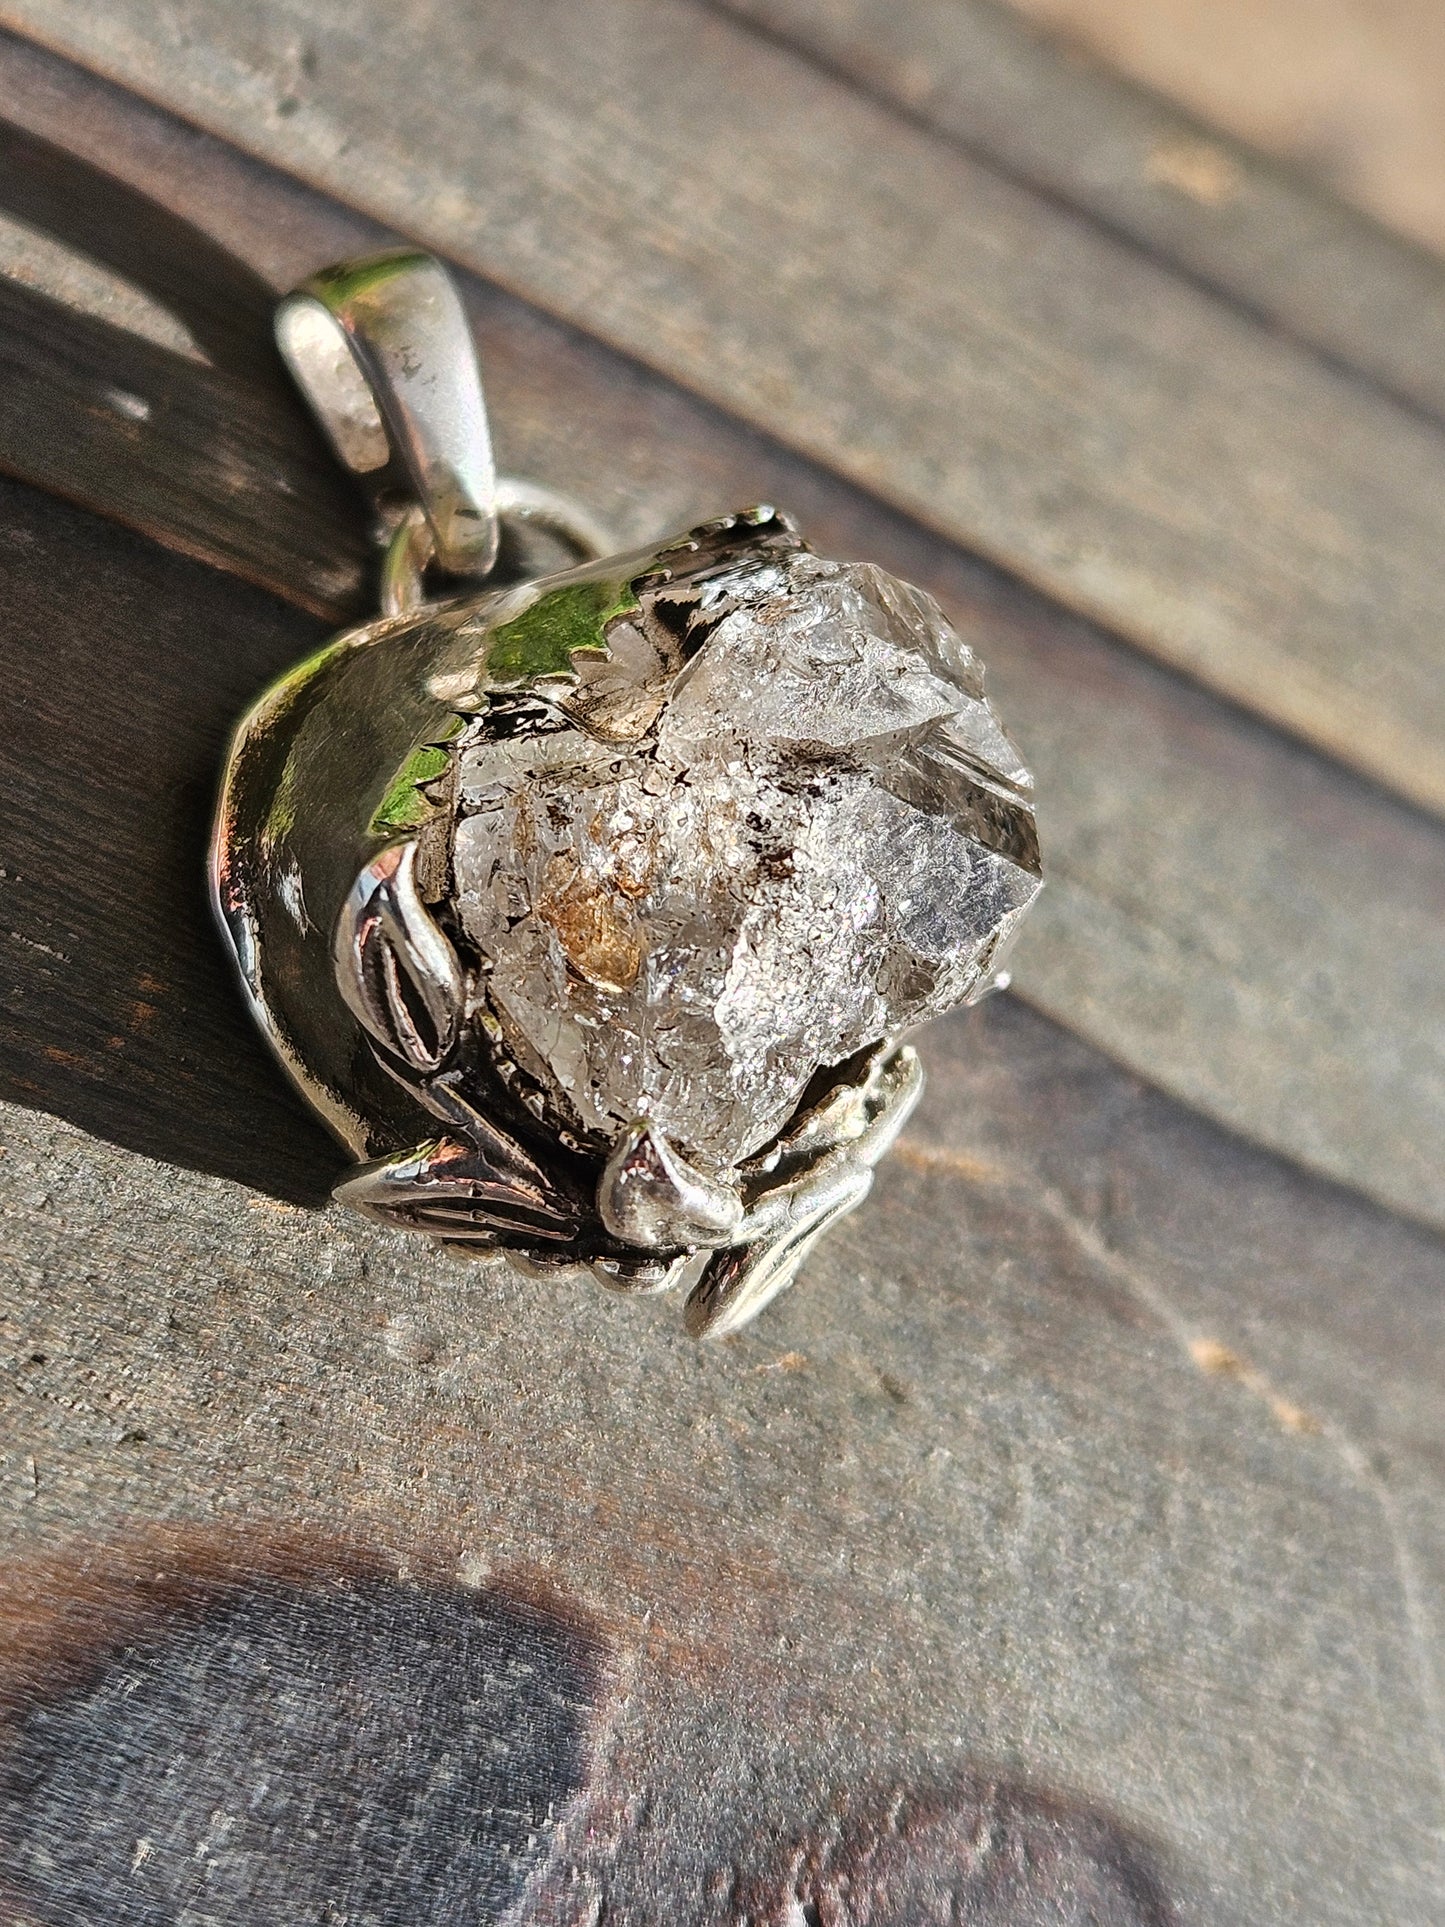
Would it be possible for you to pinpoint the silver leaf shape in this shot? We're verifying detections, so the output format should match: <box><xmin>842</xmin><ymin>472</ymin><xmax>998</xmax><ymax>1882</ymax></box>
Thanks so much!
<box><xmin>335</xmin><ymin>1128</ymin><xmax>582</xmax><ymax>1246</ymax></box>
<box><xmin>334</xmin><ymin>839</ymin><xmax>464</xmax><ymax>1073</ymax></box>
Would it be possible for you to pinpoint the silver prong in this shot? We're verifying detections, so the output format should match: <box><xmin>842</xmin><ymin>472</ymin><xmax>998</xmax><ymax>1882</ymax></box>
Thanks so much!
<box><xmin>590</xmin><ymin>1253</ymin><xmax>692</xmax><ymax>1296</ymax></box>
<box><xmin>598</xmin><ymin>1121</ymin><xmax>743</xmax><ymax>1251</ymax></box>
<box><xmin>854</xmin><ymin>1045</ymin><xmax>925</xmax><ymax>1166</ymax></box>
<box><xmin>685</xmin><ymin>1166</ymin><xmax>873</xmax><ymax>1339</ymax></box>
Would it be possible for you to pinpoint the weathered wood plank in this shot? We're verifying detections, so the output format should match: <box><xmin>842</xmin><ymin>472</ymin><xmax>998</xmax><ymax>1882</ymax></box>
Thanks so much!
<box><xmin>0</xmin><ymin>118</ymin><xmax>369</xmax><ymax>617</ymax></box>
<box><xmin>4</xmin><ymin>5</ymin><xmax>1445</xmax><ymax>820</ymax></box>
<box><xmin>1</xmin><ymin>979</ymin><xmax>1441</xmax><ymax>1923</ymax></box>
<box><xmin>720</xmin><ymin>0</ymin><xmax>1445</xmax><ymax>425</ymax></box>
<box><xmin>0</xmin><ymin>41</ymin><xmax>1442</xmax><ymax>1234</ymax></box>
<box><xmin>0</xmin><ymin>274</ymin><xmax>369</xmax><ymax>620</ymax></box>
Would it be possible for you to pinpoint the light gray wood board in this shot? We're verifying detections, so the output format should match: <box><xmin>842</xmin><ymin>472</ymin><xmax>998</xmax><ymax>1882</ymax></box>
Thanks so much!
<box><xmin>1</xmin><ymin>29</ymin><xmax>1442</xmax><ymax>1235</ymax></box>
<box><xmin>5</xmin><ymin>3</ymin><xmax>1445</xmax><ymax>822</ymax></box>
<box><xmin>1</xmin><ymin>987</ymin><xmax>1441</xmax><ymax>1923</ymax></box>
<box><xmin>721</xmin><ymin>0</ymin><xmax>1445</xmax><ymax>427</ymax></box>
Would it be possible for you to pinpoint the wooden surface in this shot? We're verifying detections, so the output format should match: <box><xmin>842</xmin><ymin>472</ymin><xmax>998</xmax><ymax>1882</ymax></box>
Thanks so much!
<box><xmin>2</xmin><ymin>998</ymin><xmax>1443</xmax><ymax>1923</ymax></box>
<box><xmin>0</xmin><ymin>8</ymin><xmax>1441</xmax><ymax>1924</ymax></box>
<box><xmin>0</xmin><ymin>114</ymin><xmax>369</xmax><ymax>615</ymax></box>
<box><xmin>725</xmin><ymin>0</ymin><xmax>1445</xmax><ymax>425</ymax></box>
<box><xmin>2</xmin><ymin>30</ymin><xmax>1444</xmax><ymax>1239</ymax></box>
<box><xmin>1005</xmin><ymin>0</ymin><xmax>1445</xmax><ymax>257</ymax></box>
<box><xmin>7</xmin><ymin>3</ymin><xmax>1445</xmax><ymax>826</ymax></box>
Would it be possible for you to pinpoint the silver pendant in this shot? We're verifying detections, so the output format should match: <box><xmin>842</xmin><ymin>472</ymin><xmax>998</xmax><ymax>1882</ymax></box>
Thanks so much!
<box><xmin>212</xmin><ymin>252</ymin><xmax>1042</xmax><ymax>1335</ymax></box>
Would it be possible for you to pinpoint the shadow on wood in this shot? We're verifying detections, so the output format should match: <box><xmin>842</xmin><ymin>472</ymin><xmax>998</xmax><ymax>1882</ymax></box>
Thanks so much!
<box><xmin>0</xmin><ymin>475</ymin><xmax>341</xmax><ymax>1202</ymax></box>
<box><xmin>0</xmin><ymin>116</ymin><xmax>371</xmax><ymax>616</ymax></box>
<box><xmin>0</xmin><ymin>118</ymin><xmax>280</xmax><ymax>378</ymax></box>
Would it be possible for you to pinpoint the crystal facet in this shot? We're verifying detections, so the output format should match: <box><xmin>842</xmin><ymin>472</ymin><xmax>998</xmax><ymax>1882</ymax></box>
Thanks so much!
<box><xmin>448</xmin><ymin>533</ymin><xmax>1041</xmax><ymax>1178</ymax></box>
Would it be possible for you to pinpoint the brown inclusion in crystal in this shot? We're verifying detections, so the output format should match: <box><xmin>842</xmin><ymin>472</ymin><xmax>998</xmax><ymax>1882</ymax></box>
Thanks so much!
<box><xmin>536</xmin><ymin>854</ymin><xmax>644</xmax><ymax>994</ymax></box>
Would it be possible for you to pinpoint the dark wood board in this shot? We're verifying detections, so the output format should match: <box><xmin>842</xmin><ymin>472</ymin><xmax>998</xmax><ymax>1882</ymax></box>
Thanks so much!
<box><xmin>0</xmin><ymin>475</ymin><xmax>340</xmax><ymax>1201</ymax></box>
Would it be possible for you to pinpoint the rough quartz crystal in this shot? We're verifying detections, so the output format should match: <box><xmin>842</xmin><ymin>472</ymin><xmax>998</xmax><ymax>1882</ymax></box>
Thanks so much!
<box><xmin>449</xmin><ymin>540</ymin><xmax>1041</xmax><ymax>1176</ymax></box>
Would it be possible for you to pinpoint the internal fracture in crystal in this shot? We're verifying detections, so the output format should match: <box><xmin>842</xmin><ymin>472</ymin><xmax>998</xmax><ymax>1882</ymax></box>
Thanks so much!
<box><xmin>447</xmin><ymin>537</ymin><xmax>1041</xmax><ymax>1177</ymax></box>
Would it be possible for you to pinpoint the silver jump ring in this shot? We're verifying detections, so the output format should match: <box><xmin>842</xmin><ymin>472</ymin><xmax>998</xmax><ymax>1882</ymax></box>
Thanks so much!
<box><xmin>380</xmin><ymin>482</ymin><xmax>615</xmax><ymax>618</ymax></box>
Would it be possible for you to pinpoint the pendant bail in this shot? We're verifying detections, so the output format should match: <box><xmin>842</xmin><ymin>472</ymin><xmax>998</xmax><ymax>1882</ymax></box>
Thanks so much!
<box><xmin>276</xmin><ymin>249</ymin><xmax>501</xmax><ymax>578</ymax></box>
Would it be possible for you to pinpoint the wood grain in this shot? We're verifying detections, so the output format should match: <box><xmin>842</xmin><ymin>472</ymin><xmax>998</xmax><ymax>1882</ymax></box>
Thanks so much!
<box><xmin>1004</xmin><ymin>0</ymin><xmax>1445</xmax><ymax>259</ymax></box>
<box><xmin>721</xmin><ymin>0</ymin><xmax>1445</xmax><ymax>425</ymax></box>
<box><xmin>1</xmin><ymin>982</ymin><xmax>1441</xmax><ymax>1922</ymax></box>
<box><xmin>1</xmin><ymin>39</ymin><xmax>1443</xmax><ymax>1235</ymax></box>
<box><xmin>4</xmin><ymin>5</ymin><xmax>1445</xmax><ymax>821</ymax></box>
<box><xmin>0</xmin><ymin>276</ymin><xmax>369</xmax><ymax>620</ymax></box>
